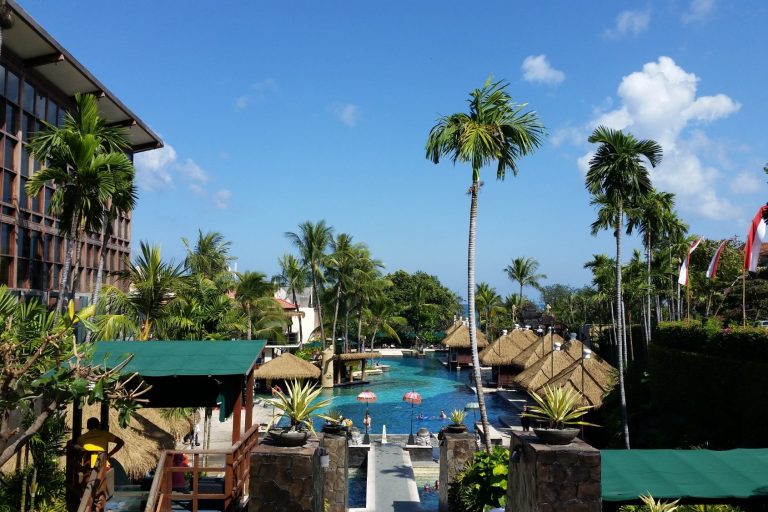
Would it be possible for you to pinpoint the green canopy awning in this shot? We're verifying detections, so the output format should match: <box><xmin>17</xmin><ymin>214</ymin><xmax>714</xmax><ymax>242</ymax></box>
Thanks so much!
<box><xmin>91</xmin><ymin>341</ymin><xmax>266</xmax><ymax>420</ymax></box>
<box><xmin>602</xmin><ymin>449</ymin><xmax>768</xmax><ymax>503</ymax></box>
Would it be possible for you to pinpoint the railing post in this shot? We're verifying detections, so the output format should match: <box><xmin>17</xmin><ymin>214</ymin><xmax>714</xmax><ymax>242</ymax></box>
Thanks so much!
<box><xmin>162</xmin><ymin>452</ymin><xmax>173</xmax><ymax>512</ymax></box>
<box><xmin>224</xmin><ymin>452</ymin><xmax>234</xmax><ymax>511</ymax></box>
<box><xmin>245</xmin><ymin>369</ymin><xmax>254</xmax><ymax>430</ymax></box>
<box><xmin>192</xmin><ymin>453</ymin><xmax>199</xmax><ymax>512</ymax></box>
<box><xmin>232</xmin><ymin>390</ymin><xmax>242</xmax><ymax>444</ymax></box>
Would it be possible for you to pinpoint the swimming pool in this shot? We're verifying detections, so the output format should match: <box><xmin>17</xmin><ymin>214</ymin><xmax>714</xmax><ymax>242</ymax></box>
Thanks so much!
<box><xmin>266</xmin><ymin>354</ymin><xmax>517</xmax><ymax>434</ymax></box>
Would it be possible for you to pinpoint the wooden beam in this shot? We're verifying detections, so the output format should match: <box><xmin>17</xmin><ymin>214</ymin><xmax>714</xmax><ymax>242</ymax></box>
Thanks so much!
<box><xmin>231</xmin><ymin>390</ymin><xmax>242</xmax><ymax>444</ymax></box>
<box><xmin>245</xmin><ymin>370</ymin><xmax>254</xmax><ymax>430</ymax></box>
<box><xmin>25</xmin><ymin>52</ymin><xmax>64</xmax><ymax>67</ymax></box>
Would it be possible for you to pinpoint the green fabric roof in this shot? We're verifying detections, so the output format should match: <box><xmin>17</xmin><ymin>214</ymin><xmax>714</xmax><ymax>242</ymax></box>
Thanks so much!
<box><xmin>92</xmin><ymin>340</ymin><xmax>266</xmax><ymax>377</ymax></box>
<box><xmin>602</xmin><ymin>449</ymin><xmax>768</xmax><ymax>502</ymax></box>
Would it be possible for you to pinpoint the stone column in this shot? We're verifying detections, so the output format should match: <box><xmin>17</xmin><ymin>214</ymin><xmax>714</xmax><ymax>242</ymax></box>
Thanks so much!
<box><xmin>506</xmin><ymin>431</ymin><xmax>601</xmax><ymax>512</ymax></box>
<box><xmin>321</xmin><ymin>347</ymin><xmax>334</xmax><ymax>388</ymax></box>
<box><xmin>249</xmin><ymin>437</ymin><xmax>324</xmax><ymax>512</ymax></box>
<box><xmin>321</xmin><ymin>433</ymin><xmax>348</xmax><ymax>512</ymax></box>
<box><xmin>438</xmin><ymin>431</ymin><xmax>476</xmax><ymax>512</ymax></box>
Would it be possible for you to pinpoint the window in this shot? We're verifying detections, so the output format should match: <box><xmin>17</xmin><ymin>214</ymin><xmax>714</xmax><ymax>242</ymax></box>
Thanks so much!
<box><xmin>35</xmin><ymin>92</ymin><xmax>45</xmax><ymax>118</ymax></box>
<box><xmin>46</xmin><ymin>100</ymin><xmax>57</xmax><ymax>126</ymax></box>
<box><xmin>20</xmin><ymin>145</ymin><xmax>28</xmax><ymax>177</ymax></box>
<box><xmin>18</xmin><ymin>177</ymin><xmax>27</xmax><ymax>210</ymax></box>
<box><xmin>17</xmin><ymin>227</ymin><xmax>29</xmax><ymax>258</ymax></box>
<box><xmin>44</xmin><ymin>234</ymin><xmax>51</xmax><ymax>261</ymax></box>
<box><xmin>0</xmin><ymin>224</ymin><xmax>11</xmax><ymax>255</ymax></box>
<box><xmin>31</xmin><ymin>231</ymin><xmax>42</xmax><ymax>260</ymax></box>
<box><xmin>2</xmin><ymin>171</ymin><xmax>12</xmax><ymax>203</ymax></box>
<box><xmin>15</xmin><ymin>257</ymin><xmax>28</xmax><ymax>288</ymax></box>
<box><xmin>44</xmin><ymin>188</ymin><xmax>51</xmax><ymax>214</ymax></box>
<box><xmin>29</xmin><ymin>259</ymin><xmax>42</xmax><ymax>289</ymax></box>
<box><xmin>0</xmin><ymin>65</ymin><xmax>5</xmax><ymax>100</ymax></box>
<box><xmin>5</xmin><ymin>104</ymin><xmax>16</xmax><ymax>135</ymax></box>
<box><xmin>53</xmin><ymin>236</ymin><xmax>61</xmax><ymax>263</ymax></box>
<box><xmin>23</xmin><ymin>82</ymin><xmax>34</xmax><ymax>113</ymax></box>
<box><xmin>4</xmin><ymin>138</ymin><xmax>14</xmax><ymax>169</ymax></box>
<box><xmin>6</xmin><ymin>71</ymin><xmax>19</xmax><ymax>104</ymax></box>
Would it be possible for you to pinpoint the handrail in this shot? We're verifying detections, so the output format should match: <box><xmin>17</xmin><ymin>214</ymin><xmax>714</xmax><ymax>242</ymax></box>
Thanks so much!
<box><xmin>76</xmin><ymin>452</ymin><xmax>110</xmax><ymax>512</ymax></box>
<box><xmin>145</xmin><ymin>423</ymin><xmax>260</xmax><ymax>512</ymax></box>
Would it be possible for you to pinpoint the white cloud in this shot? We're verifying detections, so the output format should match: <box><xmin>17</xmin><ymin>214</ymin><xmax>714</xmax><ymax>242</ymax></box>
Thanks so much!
<box><xmin>605</xmin><ymin>9</ymin><xmax>651</xmax><ymax>38</ymax></box>
<box><xmin>730</xmin><ymin>172</ymin><xmax>763</xmax><ymax>194</ymax></box>
<box><xmin>579</xmin><ymin>56</ymin><xmax>742</xmax><ymax>220</ymax></box>
<box><xmin>134</xmin><ymin>144</ymin><xmax>232</xmax><ymax>209</ymax></box>
<box><xmin>234</xmin><ymin>78</ymin><xmax>278</xmax><ymax>110</ymax></box>
<box><xmin>331</xmin><ymin>103</ymin><xmax>361</xmax><ymax>127</ymax></box>
<box><xmin>521</xmin><ymin>55</ymin><xmax>565</xmax><ymax>85</ymax></box>
<box><xmin>682</xmin><ymin>0</ymin><xmax>715</xmax><ymax>23</ymax></box>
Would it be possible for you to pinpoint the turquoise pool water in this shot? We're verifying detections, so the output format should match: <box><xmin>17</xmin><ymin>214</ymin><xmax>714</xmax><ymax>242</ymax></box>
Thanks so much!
<box><xmin>270</xmin><ymin>354</ymin><xmax>516</xmax><ymax>434</ymax></box>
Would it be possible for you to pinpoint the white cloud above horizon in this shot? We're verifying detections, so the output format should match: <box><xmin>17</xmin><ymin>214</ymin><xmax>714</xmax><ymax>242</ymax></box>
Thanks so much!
<box><xmin>574</xmin><ymin>56</ymin><xmax>742</xmax><ymax>221</ymax></box>
<box><xmin>605</xmin><ymin>9</ymin><xmax>651</xmax><ymax>38</ymax></box>
<box><xmin>135</xmin><ymin>144</ymin><xmax>231</xmax><ymax>209</ymax></box>
<box><xmin>331</xmin><ymin>102</ymin><xmax>361</xmax><ymax>127</ymax></box>
<box><xmin>730</xmin><ymin>171</ymin><xmax>762</xmax><ymax>194</ymax></box>
<box><xmin>521</xmin><ymin>54</ymin><xmax>565</xmax><ymax>85</ymax></box>
<box><xmin>234</xmin><ymin>78</ymin><xmax>278</xmax><ymax>110</ymax></box>
<box><xmin>682</xmin><ymin>0</ymin><xmax>716</xmax><ymax>23</ymax></box>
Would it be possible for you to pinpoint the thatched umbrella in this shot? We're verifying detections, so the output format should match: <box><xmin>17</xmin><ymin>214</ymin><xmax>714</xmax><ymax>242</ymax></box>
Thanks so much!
<box><xmin>441</xmin><ymin>323</ymin><xmax>489</xmax><ymax>349</ymax></box>
<box><xmin>479</xmin><ymin>330</ymin><xmax>538</xmax><ymax>366</ymax></box>
<box><xmin>253</xmin><ymin>352</ymin><xmax>321</xmax><ymax>380</ymax></box>
<box><xmin>335</xmin><ymin>352</ymin><xmax>381</xmax><ymax>361</ymax></box>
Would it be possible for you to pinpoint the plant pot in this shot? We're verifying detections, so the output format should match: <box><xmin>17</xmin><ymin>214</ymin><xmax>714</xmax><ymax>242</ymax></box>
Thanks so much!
<box><xmin>445</xmin><ymin>424</ymin><xmax>467</xmax><ymax>433</ymax></box>
<box><xmin>267</xmin><ymin>428</ymin><xmax>310</xmax><ymax>447</ymax></box>
<box><xmin>322</xmin><ymin>423</ymin><xmax>346</xmax><ymax>435</ymax></box>
<box><xmin>533</xmin><ymin>428</ymin><xmax>580</xmax><ymax>445</ymax></box>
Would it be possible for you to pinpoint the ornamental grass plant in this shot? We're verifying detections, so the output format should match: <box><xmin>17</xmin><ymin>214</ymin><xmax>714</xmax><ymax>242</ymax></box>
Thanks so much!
<box><xmin>524</xmin><ymin>385</ymin><xmax>597</xmax><ymax>430</ymax></box>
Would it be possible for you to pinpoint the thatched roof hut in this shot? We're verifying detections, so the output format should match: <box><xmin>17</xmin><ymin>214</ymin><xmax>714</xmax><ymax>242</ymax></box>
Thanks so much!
<box><xmin>336</xmin><ymin>352</ymin><xmax>381</xmax><ymax>361</ymax></box>
<box><xmin>253</xmin><ymin>352</ymin><xmax>321</xmax><ymax>380</ymax></box>
<box><xmin>479</xmin><ymin>330</ymin><xmax>538</xmax><ymax>366</ymax></box>
<box><xmin>441</xmin><ymin>323</ymin><xmax>489</xmax><ymax>349</ymax></box>
<box><xmin>65</xmin><ymin>405</ymin><xmax>190</xmax><ymax>479</ymax></box>
<box><xmin>508</xmin><ymin>333</ymin><xmax>566</xmax><ymax>371</ymax></box>
<box><xmin>540</xmin><ymin>356</ymin><xmax>617</xmax><ymax>407</ymax></box>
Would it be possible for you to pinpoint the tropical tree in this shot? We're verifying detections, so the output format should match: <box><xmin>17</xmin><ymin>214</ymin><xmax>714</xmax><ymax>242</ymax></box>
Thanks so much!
<box><xmin>278</xmin><ymin>253</ymin><xmax>309</xmax><ymax>342</ymax></box>
<box><xmin>504</xmin><ymin>257</ymin><xmax>547</xmax><ymax>306</ymax></box>
<box><xmin>426</xmin><ymin>79</ymin><xmax>544</xmax><ymax>451</ymax></box>
<box><xmin>183</xmin><ymin>230</ymin><xmax>235</xmax><ymax>284</ymax></box>
<box><xmin>285</xmin><ymin>221</ymin><xmax>333</xmax><ymax>345</ymax></box>
<box><xmin>235</xmin><ymin>271</ymin><xmax>275</xmax><ymax>340</ymax></box>
<box><xmin>585</xmin><ymin>125</ymin><xmax>662</xmax><ymax>449</ymax></box>
<box><xmin>27</xmin><ymin>93</ymin><xmax>133</xmax><ymax>316</ymax></box>
<box><xmin>326</xmin><ymin>233</ymin><xmax>360</xmax><ymax>348</ymax></box>
<box><xmin>96</xmin><ymin>242</ymin><xmax>186</xmax><ymax>340</ymax></box>
<box><xmin>475</xmin><ymin>282</ymin><xmax>504</xmax><ymax>341</ymax></box>
<box><xmin>364</xmin><ymin>296</ymin><xmax>406</xmax><ymax>351</ymax></box>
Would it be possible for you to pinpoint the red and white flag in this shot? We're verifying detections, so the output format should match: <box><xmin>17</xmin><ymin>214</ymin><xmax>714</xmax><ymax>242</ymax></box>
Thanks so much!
<box><xmin>744</xmin><ymin>205</ymin><xmax>768</xmax><ymax>272</ymax></box>
<box><xmin>678</xmin><ymin>237</ymin><xmax>703</xmax><ymax>286</ymax></box>
<box><xmin>706</xmin><ymin>240</ymin><xmax>729</xmax><ymax>279</ymax></box>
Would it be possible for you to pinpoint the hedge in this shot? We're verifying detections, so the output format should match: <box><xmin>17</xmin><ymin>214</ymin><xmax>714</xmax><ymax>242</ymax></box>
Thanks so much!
<box><xmin>655</xmin><ymin>321</ymin><xmax>768</xmax><ymax>361</ymax></box>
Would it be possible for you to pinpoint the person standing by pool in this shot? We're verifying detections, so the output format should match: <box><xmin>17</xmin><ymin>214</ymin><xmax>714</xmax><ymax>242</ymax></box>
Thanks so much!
<box><xmin>363</xmin><ymin>411</ymin><xmax>371</xmax><ymax>429</ymax></box>
<box><xmin>521</xmin><ymin>405</ymin><xmax>531</xmax><ymax>432</ymax></box>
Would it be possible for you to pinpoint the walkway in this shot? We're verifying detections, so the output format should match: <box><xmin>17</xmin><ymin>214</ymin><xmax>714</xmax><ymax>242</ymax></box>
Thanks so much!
<box><xmin>373</xmin><ymin>443</ymin><xmax>421</xmax><ymax>512</ymax></box>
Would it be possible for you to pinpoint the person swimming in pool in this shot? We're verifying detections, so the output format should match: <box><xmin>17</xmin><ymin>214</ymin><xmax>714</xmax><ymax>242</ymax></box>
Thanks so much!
<box><xmin>417</xmin><ymin>412</ymin><xmax>426</xmax><ymax>420</ymax></box>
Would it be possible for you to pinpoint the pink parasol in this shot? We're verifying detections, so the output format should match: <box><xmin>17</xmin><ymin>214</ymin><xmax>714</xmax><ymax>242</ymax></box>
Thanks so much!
<box><xmin>402</xmin><ymin>391</ymin><xmax>422</xmax><ymax>405</ymax></box>
<box><xmin>357</xmin><ymin>390</ymin><xmax>377</xmax><ymax>403</ymax></box>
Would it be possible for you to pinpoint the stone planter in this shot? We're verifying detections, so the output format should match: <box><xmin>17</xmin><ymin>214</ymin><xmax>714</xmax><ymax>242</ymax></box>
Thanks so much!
<box><xmin>321</xmin><ymin>423</ymin><xmax>346</xmax><ymax>436</ymax></box>
<box><xmin>267</xmin><ymin>427</ymin><xmax>310</xmax><ymax>447</ymax></box>
<box><xmin>532</xmin><ymin>427</ymin><xmax>579</xmax><ymax>445</ymax></box>
<box><xmin>445</xmin><ymin>424</ymin><xmax>467</xmax><ymax>433</ymax></box>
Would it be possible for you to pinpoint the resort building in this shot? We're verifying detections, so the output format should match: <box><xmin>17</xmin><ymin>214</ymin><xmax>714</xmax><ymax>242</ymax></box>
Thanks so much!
<box><xmin>0</xmin><ymin>1</ymin><xmax>161</xmax><ymax>304</ymax></box>
<box><xmin>275</xmin><ymin>286</ymin><xmax>318</xmax><ymax>343</ymax></box>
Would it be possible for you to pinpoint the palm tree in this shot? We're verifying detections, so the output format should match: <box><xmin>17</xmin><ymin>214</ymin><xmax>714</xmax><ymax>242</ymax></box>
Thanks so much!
<box><xmin>235</xmin><ymin>271</ymin><xmax>275</xmax><ymax>340</ymax></box>
<box><xmin>504</xmin><ymin>257</ymin><xmax>547</xmax><ymax>306</ymax></box>
<box><xmin>585</xmin><ymin>125</ymin><xmax>662</xmax><ymax>449</ymax></box>
<box><xmin>27</xmin><ymin>93</ymin><xmax>133</xmax><ymax>315</ymax></box>
<box><xmin>326</xmin><ymin>233</ymin><xmax>360</xmax><ymax>349</ymax></box>
<box><xmin>183</xmin><ymin>230</ymin><xmax>235</xmax><ymax>283</ymax></box>
<box><xmin>278</xmin><ymin>254</ymin><xmax>309</xmax><ymax>343</ymax></box>
<box><xmin>475</xmin><ymin>282</ymin><xmax>503</xmax><ymax>341</ymax></box>
<box><xmin>285</xmin><ymin>221</ymin><xmax>333</xmax><ymax>346</ymax></box>
<box><xmin>365</xmin><ymin>297</ymin><xmax>406</xmax><ymax>350</ymax></box>
<box><xmin>96</xmin><ymin>242</ymin><xmax>186</xmax><ymax>340</ymax></box>
<box><xmin>426</xmin><ymin>79</ymin><xmax>544</xmax><ymax>451</ymax></box>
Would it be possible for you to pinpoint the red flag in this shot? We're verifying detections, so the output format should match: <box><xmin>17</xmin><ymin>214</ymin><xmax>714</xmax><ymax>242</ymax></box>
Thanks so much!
<box><xmin>745</xmin><ymin>205</ymin><xmax>768</xmax><ymax>272</ymax></box>
<box><xmin>678</xmin><ymin>238</ymin><xmax>703</xmax><ymax>286</ymax></box>
<box><xmin>706</xmin><ymin>240</ymin><xmax>728</xmax><ymax>279</ymax></box>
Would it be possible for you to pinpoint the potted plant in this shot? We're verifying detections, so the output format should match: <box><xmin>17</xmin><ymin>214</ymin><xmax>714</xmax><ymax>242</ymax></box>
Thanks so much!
<box><xmin>446</xmin><ymin>409</ymin><xmax>467</xmax><ymax>433</ymax></box>
<box><xmin>265</xmin><ymin>379</ymin><xmax>333</xmax><ymax>447</ymax></box>
<box><xmin>523</xmin><ymin>385</ymin><xmax>596</xmax><ymax>445</ymax></box>
<box><xmin>321</xmin><ymin>409</ymin><xmax>346</xmax><ymax>435</ymax></box>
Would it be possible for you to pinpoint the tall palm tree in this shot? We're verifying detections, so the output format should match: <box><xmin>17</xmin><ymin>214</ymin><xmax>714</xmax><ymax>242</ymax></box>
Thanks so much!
<box><xmin>27</xmin><ymin>93</ymin><xmax>133</xmax><ymax>315</ymax></box>
<box><xmin>278</xmin><ymin>253</ymin><xmax>309</xmax><ymax>343</ymax></box>
<box><xmin>285</xmin><ymin>221</ymin><xmax>333</xmax><ymax>346</ymax></box>
<box><xmin>585</xmin><ymin>125</ymin><xmax>662</xmax><ymax>449</ymax></box>
<box><xmin>475</xmin><ymin>282</ymin><xmax>503</xmax><ymax>341</ymax></box>
<box><xmin>183</xmin><ymin>230</ymin><xmax>235</xmax><ymax>283</ymax></box>
<box><xmin>365</xmin><ymin>297</ymin><xmax>406</xmax><ymax>350</ymax></box>
<box><xmin>327</xmin><ymin>233</ymin><xmax>360</xmax><ymax>349</ymax></box>
<box><xmin>504</xmin><ymin>257</ymin><xmax>547</xmax><ymax>306</ymax></box>
<box><xmin>96</xmin><ymin>242</ymin><xmax>186</xmax><ymax>340</ymax></box>
<box><xmin>235</xmin><ymin>271</ymin><xmax>275</xmax><ymax>340</ymax></box>
<box><xmin>426</xmin><ymin>79</ymin><xmax>544</xmax><ymax>451</ymax></box>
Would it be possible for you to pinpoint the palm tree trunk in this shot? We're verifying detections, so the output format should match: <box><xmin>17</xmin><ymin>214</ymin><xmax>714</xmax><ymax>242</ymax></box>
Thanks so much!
<box><xmin>90</xmin><ymin>210</ymin><xmax>110</xmax><ymax>308</ymax></box>
<box><xmin>615</xmin><ymin>208</ymin><xmax>630</xmax><ymax>449</ymax></box>
<box><xmin>246</xmin><ymin>303</ymin><xmax>252</xmax><ymax>340</ymax></box>
<box><xmin>312</xmin><ymin>272</ymin><xmax>326</xmax><ymax>347</ymax></box>
<box><xmin>53</xmin><ymin>237</ymin><xmax>74</xmax><ymax>322</ymax></box>
<box><xmin>357</xmin><ymin>310</ymin><xmax>364</xmax><ymax>351</ymax></box>
<box><xmin>344</xmin><ymin>305</ymin><xmax>350</xmax><ymax>352</ymax></box>
<box><xmin>519</xmin><ymin>283</ymin><xmax>524</xmax><ymax>309</ymax></box>
<box><xmin>291</xmin><ymin>288</ymin><xmax>303</xmax><ymax>343</ymax></box>
<box><xmin>69</xmin><ymin>231</ymin><xmax>85</xmax><ymax>302</ymax></box>
<box><xmin>467</xmin><ymin>178</ymin><xmax>491</xmax><ymax>453</ymax></box>
<box><xmin>332</xmin><ymin>283</ymin><xmax>342</xmax><ymax>351</ymax></box>
<box><xmin>646</xmin><ymin>231</ymin><xmax>652</xmax><ymax>343</ymax></box>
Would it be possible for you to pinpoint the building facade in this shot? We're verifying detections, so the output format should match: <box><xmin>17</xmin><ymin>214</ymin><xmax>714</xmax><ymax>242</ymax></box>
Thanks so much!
<box><xmin>0</xmin><ymin>1</ymin><xmax>161</xmax><ymax>304</ymax></box>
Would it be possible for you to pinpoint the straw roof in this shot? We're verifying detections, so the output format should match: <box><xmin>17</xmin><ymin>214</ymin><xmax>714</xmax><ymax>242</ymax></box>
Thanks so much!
<box><xmin>336</xmin><ymin>352</ymin><xmax>381</xmax><ymax>361</ymax></box>
<box><xmin>479</xmin><ymin>330</ymin><xmax>538</xmax><ymax>366</ymax></box>
<box><xmin>541</xmin><ymin>356</ymin><xmax>617</xmax><ymax>407</ymax></box>
<box><xmin>253</xmin><ymin>352</ymin><xmax>321</xmax><ymax>380</ymax></box>
<box><xmin>508</xmin><ymin>333</ymin><xmax>566</xmax><ymax>371</ymax></box>
<box><xmin>65</xmin><ymin>405</ymin><xmax>189</xmax><ymax>479</ymax></box>
<box><xmin>441</xmin><ymin>323</ymin><xmax>489</xmax><ymax>349</ymax></box>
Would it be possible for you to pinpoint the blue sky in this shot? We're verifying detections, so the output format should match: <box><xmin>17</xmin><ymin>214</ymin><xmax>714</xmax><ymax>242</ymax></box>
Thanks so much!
<box><xmin>20</xmin><ymin>0</ymin><xmax>768</xmax><ymax>300</ymax></box>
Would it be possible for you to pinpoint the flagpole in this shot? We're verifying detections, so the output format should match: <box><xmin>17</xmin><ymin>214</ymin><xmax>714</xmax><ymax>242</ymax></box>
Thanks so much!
<box><xmin>742</xmin><ymin>270</ymin><xmax>747</xmax><ymax>327</ymax></box>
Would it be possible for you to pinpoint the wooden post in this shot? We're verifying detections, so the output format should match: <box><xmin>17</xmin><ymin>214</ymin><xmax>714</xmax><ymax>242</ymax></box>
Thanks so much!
<box><xmin>231</xmin><ymin>388</ymin><xmax>242</xmax><ymax>444</ymax></box>
<box><xmin>361</xmin><ymin>359</ymin><xmax>366</xmax><ymax>381</ymax></box>
<box><xmin>100</xmin><ymin>400</ymin><xmax>109</xmax><ymax>431</ymax></box>
<box><xmin>245</xmin><ymin>370</ymin><xmax>254</xmax><ymax>431</ymax></box>
<box><xmin>73</xmin><ymin>401</ymin><xmax>83</xmax><ymax>441</ymax></box>
<box><xmin>223</xmin><ymin>453</ymin><xmax>234</xmax><ymax>511</ymax></box>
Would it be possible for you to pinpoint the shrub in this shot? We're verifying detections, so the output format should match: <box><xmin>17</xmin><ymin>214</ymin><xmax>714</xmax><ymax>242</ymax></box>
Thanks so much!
<box><xmin>449</xmin><ymin>447</ymin><xmax>508</xmax><ymax>512</ymax></box>
<box><xmin>655</xmin><ymin>321</ymin><xmax>768</xmax><ymax>361</ymax></box>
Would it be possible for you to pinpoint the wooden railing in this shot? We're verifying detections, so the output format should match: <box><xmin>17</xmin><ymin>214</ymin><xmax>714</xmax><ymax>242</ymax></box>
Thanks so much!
<box><xmin>76</xmin><ymin>453</ymin><xmax>110</xmax><ymax>512</ymax></box>
<box><xmin>145</xmin><ymin>424</ymin><xmax>260</xmax><ymax>512</ymax></box>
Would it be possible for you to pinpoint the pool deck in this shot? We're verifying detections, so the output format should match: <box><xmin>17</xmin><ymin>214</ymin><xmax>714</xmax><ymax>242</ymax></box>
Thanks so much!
<box><xmin>372</xmin><ymin>442</ymin><xmax>421</xmax><ymax>512</ymax></box>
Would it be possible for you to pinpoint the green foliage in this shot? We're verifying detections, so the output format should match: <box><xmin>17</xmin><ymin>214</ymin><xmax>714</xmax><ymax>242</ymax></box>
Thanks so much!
<box><xmin>450</xmin><ymin>447</ymin><xmax>509</xmax><ymax>512</ymax></box>
<box><xmin>449</xmin><ymin>409</ymin><xmax>465</xmax><ymax>426</ymax></box>
<box><xmin>265</xmin><ymin>380</ymin><xmax>333</xmax><ymax>434</ymax></box>
<box><xmin>656</xmin><ymin>321</ymin><xmax>768</xmax><ymax>361</ymax></box>
<box><xmin>294</xmin><ymin>348</ymin><xmax>315</xmax><ymax>361</ymax></box>
<box><xmin>525</xmin><ymin>385</ymin><xmax>597</xmax><ymax>429</ymax></box>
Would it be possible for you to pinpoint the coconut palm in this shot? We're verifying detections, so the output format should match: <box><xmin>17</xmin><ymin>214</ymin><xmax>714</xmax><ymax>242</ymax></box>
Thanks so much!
<box><xmin>326</xmin><ymin>233</ymin><xmax>360</xmax><ymax>348</ymax></box>
<box><xmin>285</xmin><ymin>221</ymin><xmax>333</xmax><ymax>346</ymax></box>
<box><xmin>27</xmin><ymin>93</ymin><xmax>133</xmax><ymax>315</ymax></box>
<box><xmin>278</xmin><ymin>253</ymin><xmax>309</xmax><ymax>342</ymax></box>
<box><xmin>235</xmin><ymin>271</ymin><xmax>275</xmax><ymax>340</ymax></box>
<box><xmin>475</xmin><ymin>282</ymin><xmax>503</xmax><ymax>341</ymax></box>
<box><xmin>365</xmin><ymin>296</ymin><xmax>406</xmax><ymax>351</ymax></box>
<box><xmin>346</xmin><ymin>249</ymin><xmax>384</xmax><ymax>353</ymax></box>
<box><xmin>183</xmin><ymin>230</ymin><xmax>235</xmax><ymax>284</ymax></box>
<box><xmin>426</xmin><ymin>79</ymin><xmax>544</xmax><ymax>451</ymax></box>
<box><xmin>585</xmin><ymin>125</ymin><xmax>662</xmax><ymax>449</ymax></box>
<box><xmin>96</xmin><ymin>242</ymin><xmax>186</xmax><ymax>340</ymax></box>
<box><xmin>504</xmin><ymin>257</ymin><xmax>547</xmax><ymax>306</ymax></box>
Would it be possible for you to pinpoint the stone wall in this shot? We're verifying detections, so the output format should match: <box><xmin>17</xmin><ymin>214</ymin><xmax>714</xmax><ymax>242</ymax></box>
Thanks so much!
<box><xmin>320</xmin><ymin>433</ymin><xmax>348</xmax><ymax>512</ymax></box>
<box><xmin>506</xmin><ymin>431</ymin><xmax>601</xmax><ymax>512</ymax></box>
<box><xmin>438</xmin><ymin>431</ymin><xmax>476</xmax><ymax>512</ymax></box>
<box><xmin>249</xmin><ymin>437</ymin><xmax>324</xmax><ymax>512</ymax></box>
